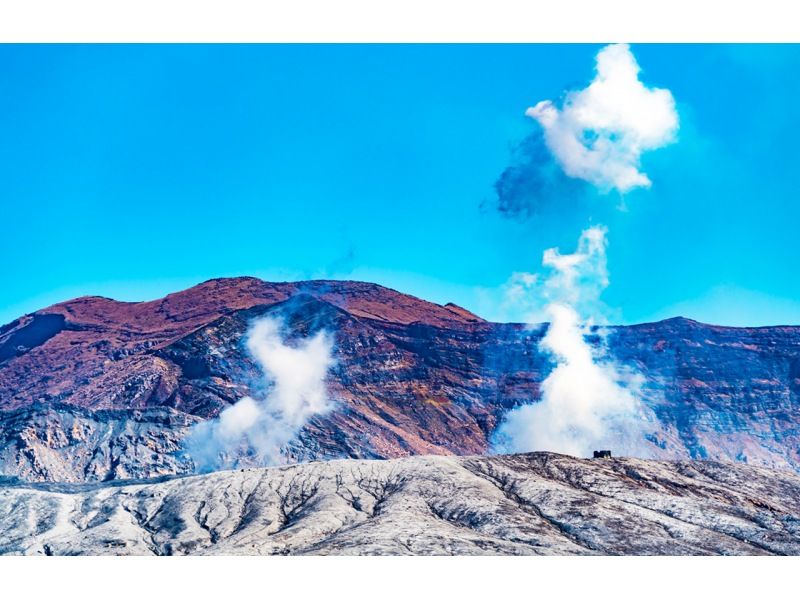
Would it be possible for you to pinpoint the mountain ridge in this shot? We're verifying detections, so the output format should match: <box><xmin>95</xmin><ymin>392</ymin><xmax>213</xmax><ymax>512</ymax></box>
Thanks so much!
<box><xmin>1</xmin><ymin>276</ymin><xmax>799</xmax><ymax>482</ymax></box>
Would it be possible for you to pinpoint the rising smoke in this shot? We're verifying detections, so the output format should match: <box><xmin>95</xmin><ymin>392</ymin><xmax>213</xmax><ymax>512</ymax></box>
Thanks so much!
<box><xmin>493</xmin><ymin>226</ymin><xmax>656</xmax><ymax>458</ymax></box>
<box><xmin>186</xmin><ymin>317</ymin><xmax>336</xmax><ymax>471</ymax></box>
<box><xmin>491</xmin><ymin>44</ymin><xmax>675</xmax><ymax>456</ymax></box>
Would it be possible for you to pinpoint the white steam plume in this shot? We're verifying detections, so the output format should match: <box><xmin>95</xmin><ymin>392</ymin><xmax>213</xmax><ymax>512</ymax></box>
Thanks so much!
<box><xmin>527</xmin><ymin>43</ymin><xmax>678</xmax><ymax>193</ymax></box>
<box><xmin>187</xmin><ymin>317</ymin><xmax>336</xmax><ymax>471</ymax></box>
<box><xmin>494</xmin><ymin>226</ymin><xmax>655</xmax><ymax>457</ymax></box>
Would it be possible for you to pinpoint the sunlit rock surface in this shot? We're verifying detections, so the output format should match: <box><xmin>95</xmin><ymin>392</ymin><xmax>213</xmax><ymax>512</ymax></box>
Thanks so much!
<box><xmin>1</xmin><ymin>453</ymin><xmax>799</xmax><ymax>556</ymax></box>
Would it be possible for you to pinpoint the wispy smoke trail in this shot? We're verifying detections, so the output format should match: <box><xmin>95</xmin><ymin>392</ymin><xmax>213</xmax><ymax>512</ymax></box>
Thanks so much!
<box><xmin>494</xmin><ymin>226</ymin><xmax>655</xmax><ymax>458</ymax></box>
<box><xmin>491</xmin><ymin>133</ymin><xmax>587</xmax><ymax>221</ymax></box>
<box><xmin>186</xmin><ymin>317</ymin><xmax>336</xmax><ymax>471</ymax></box>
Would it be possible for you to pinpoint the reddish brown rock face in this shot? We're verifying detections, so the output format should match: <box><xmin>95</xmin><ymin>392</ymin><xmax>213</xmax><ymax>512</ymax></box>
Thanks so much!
<box><xmin>0</xmin><ymin>276</ymin><xmax>799</xmax><ymax>482</ymax></box>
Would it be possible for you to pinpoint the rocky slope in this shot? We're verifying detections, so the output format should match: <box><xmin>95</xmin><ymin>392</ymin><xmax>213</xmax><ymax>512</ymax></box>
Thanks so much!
<box><xmin>0</xmin><ymin>405</ymin><xmax>197</xmax><ymax>482</ymax></box>
<box><xmin>1</xmin><ymin>453</ymin><xmax>798</xmax><ymax>556</ymax></box>
<box><xmin>1</xmin><ymin>277</ymin><xmax>799</xmax><ymax>482</ymax></box>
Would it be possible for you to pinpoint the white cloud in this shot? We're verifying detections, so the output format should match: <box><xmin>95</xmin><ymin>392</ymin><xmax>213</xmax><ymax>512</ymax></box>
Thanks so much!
<box><xmin>527</xmin><ymin>43</ymin><xmax>679</xmax><ymax>193</ymax></box>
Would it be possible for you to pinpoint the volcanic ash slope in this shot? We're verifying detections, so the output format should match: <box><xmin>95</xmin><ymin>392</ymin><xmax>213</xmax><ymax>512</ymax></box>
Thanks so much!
<box><xmin>1</xmin><ymin>452</ymin><xmax>799</xmax><ymax>556</ymax></box>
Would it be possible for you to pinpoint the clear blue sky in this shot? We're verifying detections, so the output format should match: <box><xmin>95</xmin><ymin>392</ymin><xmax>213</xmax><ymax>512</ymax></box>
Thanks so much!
<box><xmin>2</xmin><ymin>44</ymin><xmax>800</xmax><ymax>326</ymax></box>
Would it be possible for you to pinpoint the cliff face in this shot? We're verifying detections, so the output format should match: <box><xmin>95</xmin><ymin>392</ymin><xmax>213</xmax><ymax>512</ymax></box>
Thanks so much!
<box><xmin>611</xmin><ymin>318</ymin><xmax>800</xmax><ymax>468</ymax></box>
<box><xmin>1</xmin><ymin>276</ymin><xmax>799</xmax><ymax>482</ymax></box>
<box><xmin>2</xmin><ymin>453</ymin><xmax>799</xmax><ymax>556</ymax></box>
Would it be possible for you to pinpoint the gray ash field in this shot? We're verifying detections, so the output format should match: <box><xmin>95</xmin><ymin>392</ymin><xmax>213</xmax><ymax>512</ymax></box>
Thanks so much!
<box><xmin>2</xmin><ymin>452</ymin><xmax>799</xmax><ymax>556</ymax></box>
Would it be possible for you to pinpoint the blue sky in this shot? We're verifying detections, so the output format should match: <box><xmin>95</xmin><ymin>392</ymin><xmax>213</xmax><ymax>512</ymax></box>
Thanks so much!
<box><xmin>2</xmin><ymin>44</ymin><xmax>800</xmax><ymax>326</ymax></box>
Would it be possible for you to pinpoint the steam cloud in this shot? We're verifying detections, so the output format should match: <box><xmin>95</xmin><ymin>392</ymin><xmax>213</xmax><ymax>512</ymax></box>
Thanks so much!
<box><xmin>187</xmin><ymin>317</ymin><xmax>336</xmax><ymax>471</ymax></box>
<box><xmin>494</xmin><ymin>226</ymin><xmax>655</xmax><ymax>457</ymax></box>
<box><xmin>527</xmin><ymin>43</ymin><xmax>678</xmax><ymax>193</ymax></box>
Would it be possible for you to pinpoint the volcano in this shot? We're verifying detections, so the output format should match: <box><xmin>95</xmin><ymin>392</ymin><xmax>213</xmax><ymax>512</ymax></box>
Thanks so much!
<box><xmin>1</xmin><ymin>276</ymin><xmax>799</xmax><ymax>482</ymax></box>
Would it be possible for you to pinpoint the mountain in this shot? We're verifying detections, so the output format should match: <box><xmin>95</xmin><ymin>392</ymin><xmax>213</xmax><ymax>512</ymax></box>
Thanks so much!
<box><xmin>2</xmin><ymin>453</ymin><xmax>798</xmax><ymax>556</ymax></box>
<box><xmin>1</xmin><ymin>276</ymin><xmax>799</xmax><ymax>482</ymax></box>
